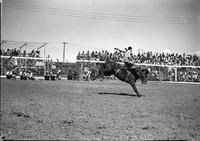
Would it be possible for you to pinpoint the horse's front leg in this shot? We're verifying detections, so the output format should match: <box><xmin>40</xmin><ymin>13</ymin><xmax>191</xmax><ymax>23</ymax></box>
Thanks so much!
<box><xmin>129</xmin><ymin>81</ymin><xmax>142</xmax><ymax>97</ymax></box>
<box><xmin>131</xmin><ymin>84</ymin><xmax>142</xmax><ymax>97</ymax></box>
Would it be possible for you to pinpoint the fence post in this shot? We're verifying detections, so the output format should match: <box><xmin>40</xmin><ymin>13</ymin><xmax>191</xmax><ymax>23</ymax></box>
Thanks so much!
<box><xmin>19</xmin><ymin>48</ymin><xmax>22</xmax><ymax>75</ymax></box>
<box><xmin>175</xmin><ymin>67</ymin><xmax>177</xmax><ymax>82</ymax></box>
<box><xmin>159</xmin><ymin>66</ymin><xmax>161</xmax><ymax>81</ymax></box>
<box><xmin>80</xmin><ymin>62</ymin><xmax>84</xmax><ymax>80</ymax></box>
<box><xmin>192</xmin><ymin>67</ymin><xmax>194</xmax><ymax>82</ymax></box>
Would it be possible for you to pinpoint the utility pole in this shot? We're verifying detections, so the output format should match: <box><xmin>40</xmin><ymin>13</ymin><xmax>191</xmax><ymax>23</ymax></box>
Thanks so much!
<box><xmin>36</xmin><ymin>43</ymin><xmax>48</xmax><ymax>76</ymax></box>
<box><xmin>0</xmin><ymin>0</ymin><xmax>2</xmax><ymax>35</ymax></box>
<box><xmin>19</xmin><ymin>43</ymin><xmax>27</xmax><ymax>74</ymax></box>
<box><xmin>63</xmin><ymin>42</ymin><xmax>67</xmax><ymax>62</ymax></box>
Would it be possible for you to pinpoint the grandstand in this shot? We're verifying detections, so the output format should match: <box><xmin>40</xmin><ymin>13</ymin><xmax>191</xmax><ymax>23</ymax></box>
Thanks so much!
<box><xmin>76</xmin><ymin>49</ymin><xmax>200</xmax><ymax>83</ymax></box>
<box><xmin>1</xmin><ymin>40</ymin><xmax>50</xmax><ymax>76</ymax></box>
<box><xmin>1</xmin><ymin>40</ymin><xmax>200</xmax><ymax>83</ymax></box>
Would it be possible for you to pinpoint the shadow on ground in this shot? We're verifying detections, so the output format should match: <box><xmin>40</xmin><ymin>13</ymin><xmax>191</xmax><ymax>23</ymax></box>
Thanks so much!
<box><xmin>98</xmin><ymin>92</ymin><xmax>138</xmax><ymax>97</ymax></box>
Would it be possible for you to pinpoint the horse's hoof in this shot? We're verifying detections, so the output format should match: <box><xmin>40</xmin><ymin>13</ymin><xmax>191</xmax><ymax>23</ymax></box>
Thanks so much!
<box><xmin>137</xmin><ymin>94</ymin><xmax>145</xmax><ymax>97</ymax></box>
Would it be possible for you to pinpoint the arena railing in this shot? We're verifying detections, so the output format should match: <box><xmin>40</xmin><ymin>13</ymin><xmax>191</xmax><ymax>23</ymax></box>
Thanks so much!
<box><xmin>1</xmin><ymin>55</ymin><xmax>52</xmax><ymax>76</ymax></box>
<box><xmin>1</xmin><ymin>57</ymin><xmax>199</xmax><ymax>83</ymax></box>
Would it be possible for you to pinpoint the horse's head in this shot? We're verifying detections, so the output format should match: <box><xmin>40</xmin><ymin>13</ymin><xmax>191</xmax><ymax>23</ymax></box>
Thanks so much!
<box><xmin>137</xmin><ymin>68</ymin><xmax>149</xmax><ymax>84</ymax></box>
<box><xmin>90</xmin><ymin>69</ymin><xmax>103</xmax><ymax>81</ymax></box>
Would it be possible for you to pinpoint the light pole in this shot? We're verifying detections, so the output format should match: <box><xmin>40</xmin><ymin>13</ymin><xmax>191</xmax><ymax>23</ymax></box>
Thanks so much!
<box><xmin>63</xmin><ymin>42</ymin><xmax>68</xmax><ymax>62</ymax></box>
<box><xmin>19</xmin><ymin>43</ymin><xmax>27</xmax><ymax>73</ymax></box>
<box><xmin>37</xmin><ymin>43</ymin><xmax>48</xmax><ymax>76</ymax></box>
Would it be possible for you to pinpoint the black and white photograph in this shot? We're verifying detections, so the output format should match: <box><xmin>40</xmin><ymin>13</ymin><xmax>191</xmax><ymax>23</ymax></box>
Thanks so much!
<box><xmin>1</xmin><ymin>0</ymin><xmax>200</xmax><ymax>140</ymax></box>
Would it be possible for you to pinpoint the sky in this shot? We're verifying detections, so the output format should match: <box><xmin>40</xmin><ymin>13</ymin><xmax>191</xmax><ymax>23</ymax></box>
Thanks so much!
<box><xmin>1</xmin><ymin>0</ymin><xmax>200</xmax><ymax>61</ymax></box>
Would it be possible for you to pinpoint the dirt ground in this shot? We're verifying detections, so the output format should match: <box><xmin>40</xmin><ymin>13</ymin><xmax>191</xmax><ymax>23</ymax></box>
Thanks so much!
<box><xmin>1</xmin><ymin>78</ymin><xmax>200</xmax><ymax>140</ymax></box>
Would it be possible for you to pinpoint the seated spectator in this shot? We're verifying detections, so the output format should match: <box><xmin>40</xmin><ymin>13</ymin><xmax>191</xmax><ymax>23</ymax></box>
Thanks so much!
<box><xmin>6</xmin><ymin>70</ymin><xmax>16</xmax><ymax>80</ymax></box>
<box><xmin>82</xmin><ymin>67</ymin><xmax>91</xmax><ymax>81</ymax></box>
<box><xmin>30</xmin><ymin>50</ymin><xmax>36</xmax><ymax>57</ymax></box>
<box><xmin>20</xmin><ymin>69</ymin><xmax>28</xmax><ymax>80</ymax></box>
<box><xmin>49</xmin><ymin>64</ymin><xmax>62</xmax><ymax>80</ymax></box>
<box><xmin>82</xmin><ymin>71</ymin><xmax>89</xmax><ymax>81</ymax></box>
<box><xmin>26</xmin><ymin>70</ymin><xmax>35</xmax><ymax>80</ymax></box>
<box><xmin>67</xmin><ymin>70</ymin><xmax>73</xmax><ymax>80</ymax></box>
<box><xmin>44</xmin><ymin>71</ymin><xmax>51</xmax><ymax>80</ymax></box>
<box><xmin>6</xmin><ymin>49</ymin><xmax>11</xmax><ymax>56</ymax></box>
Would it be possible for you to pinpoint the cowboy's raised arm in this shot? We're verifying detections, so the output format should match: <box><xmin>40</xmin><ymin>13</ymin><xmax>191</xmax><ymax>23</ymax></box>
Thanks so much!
<box><xmin>114</xmin><ymin>48</ymin><xmax>125</xmax><ymax>53</ymax></box>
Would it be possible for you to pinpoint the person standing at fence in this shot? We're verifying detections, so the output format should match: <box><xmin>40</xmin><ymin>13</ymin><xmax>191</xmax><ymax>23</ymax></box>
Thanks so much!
<box><xmin>20</xmin><ymin>68</ymin><xmax>27</xmax><ymax>80</ymax></box>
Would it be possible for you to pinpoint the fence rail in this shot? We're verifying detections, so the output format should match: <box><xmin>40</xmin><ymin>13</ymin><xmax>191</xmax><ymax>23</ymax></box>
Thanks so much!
<box><xmin>1</xmin><ymin>57</ymin><xmax>200</xmax><ymax>83</ymax></box>
<box><xmin>0</xmin><ymin>55</ymin><xmax>52</xmax><ymax>60</ymax></box>
<box><xmin>76</xmin><ymin>59</ymin><xmax>200</xmax><ymax>83</ymax></box>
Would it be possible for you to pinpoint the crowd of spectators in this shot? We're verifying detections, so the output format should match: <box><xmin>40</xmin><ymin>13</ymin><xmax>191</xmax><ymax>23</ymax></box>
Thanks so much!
<box><xmin>77</xmin><ymin>49</ymin><xmax>200</xmax><ymax>82</ymax></box>
<box><xmin>146</xmin><ymin>66</ymin><xmax>200</xmax><ymax>82</ymax></box>
<box><xmin>0</xmin><ymin>48</ymin><xmax>40</xmax><ymax>57</ymax></box>
<box><xmin>77</xmin><ymin>50</ymin><xmax>121</xmax><ymax>62</ymax></box>
<box><xmin>20</xmin><ymin>69</ymin><xmax>35</xmax><ymax>80</ymax></box>
<box><xmin>77</xmin><ymin>50</ymin><xmax>200</xmax><ymax>66</ymax></box>
<box><xmin>1</xmin><ymin>48</ymin><xmax>43</xmax><ymax>77</ymax></box>
<box><xmin>133</xmin><ymin>52</ymin><xmax>200</xmax><ymax>66</ymax></box>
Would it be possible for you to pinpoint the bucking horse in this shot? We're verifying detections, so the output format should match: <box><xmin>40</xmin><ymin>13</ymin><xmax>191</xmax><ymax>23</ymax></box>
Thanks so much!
<box><xmin>90</xmin><ymin>61</ymin><xmax>149</xmax><ymax>97</ymax></box>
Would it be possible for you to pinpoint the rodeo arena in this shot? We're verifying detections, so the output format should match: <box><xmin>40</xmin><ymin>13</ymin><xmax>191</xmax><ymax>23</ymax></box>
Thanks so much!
<box><xmin>1</xmin><ymin>39</ymin><xmax>200</xmax><ymax>140</ymax></box>
<box><xmin>1</xmin><ymin>1</ymin><xmax>200</xmax><ymax>141</ymax></box>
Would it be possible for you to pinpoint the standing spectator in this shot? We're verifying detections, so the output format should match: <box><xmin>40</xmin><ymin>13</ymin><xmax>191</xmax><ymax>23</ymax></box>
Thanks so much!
<box><xmin>77</xmin><ymin>51</ymin><xmax>81</xmax><ymax>60</ymax></box>
<box><xmin>91</xmin><ymin>51</ymin><xmax>95</xmax><ymax>60</ymax></box>
<box><xmin>20</xmin><ymin>68</ymin><xmax>28</xmax><ymax>80</ymax></box>
<box><xmin>86</xmin><ymin>50</ymin><xmax>90</xmax><ymax>60</ymax></box>
<box><xmin>94</xmin><ymin>51</ymin><xmax>98</xmax><ymax>60</ymax></box>
<box><xmin>97</xmin><ymin>51</ymin><xmax>101</xmax><ymax>61</ymax></box>
<box><xmin>81</xmin><ymin>51</ymin><xmax>85</xmax><ymax>59</ymax></box>
<box><xmin>101</xmin><ymin>50</ymin><xmax>106</xmax><ymax>61</ymax></box>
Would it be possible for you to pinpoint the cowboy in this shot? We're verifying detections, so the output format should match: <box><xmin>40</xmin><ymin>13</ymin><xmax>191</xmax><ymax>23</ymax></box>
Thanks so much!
<box><xmin>114</xmin><ymin>46</ymin><xmax>135</xmax><ymax>69</ymax></box>
<box><xmin>20</xmin><ymin>68</ymin><xmax>28</xmax><ymax>80</ymax></box>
